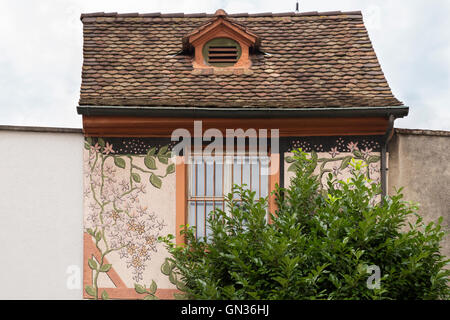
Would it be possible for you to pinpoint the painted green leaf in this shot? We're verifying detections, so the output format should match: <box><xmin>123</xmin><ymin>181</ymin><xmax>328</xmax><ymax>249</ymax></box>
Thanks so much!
<box><xmin>169</xmin><ymin>271</ymin><xmax>177</xmax><ymax>285</ymax></box>
<box><xmin>147</xmin><ymin>147</ymin><xmax>156</xmax><ymax>156</ymax></box>
<box><xmin>353</xmin><ymin>150</ymin><xmax>363</xmax><ymax>158</ymax></box>
<box><xmin>86</xmin><ymin>228</ymin><xmax>94</xmax><ymax>236</ymax></box>
<box><xmin>144</xmin><ymin>294</ymin><xmax>157</xmax><ymax>300</ymax></box>
<box><xmin>101</xmin><ymin>290</ymin><xmax>109</xmax><ymax>300</ymax></box>
<box><xmin>84</xmin><ymin>142</ymin><xmax>91</xmax><ymax>150</ymax></box>
<box><xmin>161</xmin><ymin>260</ymin><xmax>171</xmax><ymax>275</ymax></box>
<box><xmin>285</xmin><ymin>156</ymin><xmax>295</xmax><ymax>163</ymax></box>
<box><xmin>158</xmin><ymin>145</ymin><xmax>169</xmax><ymax>156</ymax></box>
<box><xmin>85</xmin><ymin>285</ymin><xmax>96</xmax><ymax>297</ymax></box>
<box><xmin>173</xmin><ymin>292</ymin><xmax>188</xmax><ymax>300</ymax></box>
<box><xmin>88</xmin><ymin>258</ymin><xmax>97</xmax><ymax>270</ymax></box>
<box><xmin>287</xmin><ymin>163</ymin><xmax>299</xmax><ymax>173</ymax></box>
<box><xmin>114</xmin><ymin>157</ymin><xmax>126</xmax><ymax>169</ymax></box>
<box><xmin>135</xmin><ymin>284</ymin><xmax>147</xmax><ymax>294</ymax></box>
<box><xmin>150</xmin><ymin>174</ymin><xmax>162</xmax><ymax>189</ymax></box>
<box><xmin>95</xmin><ymin>231</ymin><xmax>102</xmax><ymax>242</ymax></box>
<box><xmin>158</xmin><ymin>155</ymin><xmax>169</xmax><ymax>164</ymax></box>
<box><xmin>340</xmin><ymin>156</ymin><xmax>353</xmax><ymax>170</ymax></box>
<box><xmin>86</xmin><ymin>137</ymin><xmax>93</xmax><ymax>145</ymax></box>
<box><xmin>99</xmin><ymin>264</ymin><xmax>112</xmax><ymax>272</ymax></box>
<box><xmin>131</xmin><ymin>173</ymin><xmax>141</xmax><ymax>183</ymax></box>
<box><xmin>144</xmin><ymin>156</ymin><xmax>157</xmax><ymax>170</ymax></box>
<box><xmin>149</xmin><ymin>280</ymin><xmax>157</xmax><ymax>294</ymax></box>
<box><xmin>176</xmin><ymin>281</ymin><xmax>186</xmax><ymax>292</ymax></box>
<box><xmin>367</xmin><ymin>155</ymin><xmax>380</xmax><ymax>163</ymax></box>
<box><xmin>166</xmin><ymin>163</ymin><xmax>175</xmax><ymax>175</ymax></box>
<box><xmin>97</xmin><ymin>138</ymin><xmax>105</xmax><ymax>147</ymax></box>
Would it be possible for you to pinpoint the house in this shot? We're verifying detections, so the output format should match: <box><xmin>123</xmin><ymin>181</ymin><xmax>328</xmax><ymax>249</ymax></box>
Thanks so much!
<box><xmin>76</xmin><ymin>9</ymin><xmax>411</xmax><ymax>299</ymax></box>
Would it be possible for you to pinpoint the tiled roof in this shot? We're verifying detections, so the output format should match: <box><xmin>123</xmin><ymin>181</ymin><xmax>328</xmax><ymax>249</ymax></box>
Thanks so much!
<box><xmin>79</xmin><ymin>11</ymin><xmax>403</xmax><ymax>108</ymax></box>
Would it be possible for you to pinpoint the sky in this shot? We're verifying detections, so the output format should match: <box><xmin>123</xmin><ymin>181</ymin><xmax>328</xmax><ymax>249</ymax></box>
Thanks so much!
<box><xmin>0</xmin><ymin>0</ymin><xmax>449</xmax><ymax>130</ymax></box>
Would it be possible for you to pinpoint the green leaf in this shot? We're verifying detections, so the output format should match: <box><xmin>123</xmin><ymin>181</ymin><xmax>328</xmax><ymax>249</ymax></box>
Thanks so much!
<box><xmin>85</xmin><ymin>285</ymin><xmax>96</xmax><ymax>297</ymax></box>
<box><xmin>97</xmin><ymin>138</ymin><xmax>105</xmax><ymax>147</ymax></box>
<box><xmin>150</xmin><ymin>174</ymin><xmax>162</xmax><ymax>189</ymax></box>
<box><xmin>114</xmin><ymin>157</ymin><xmax>126</xmax><ymax>169</ymax></box>
<box><xmin>86</xmin><ymin>228</ymin><xmax>95</xmax><ymax>236</ymax></box>
<box><xmin>353</xmin><ymin>150</ymin><xmax>363</xmax><ymax>158</ymax></box>
<box><xmin>161</xmin><ymin>260</ymin><xmax>172</xmax><ymax>275</ymax></box>
<box><xmin>143</xmin><ymin>294</ymin><xmax>158</xmax><ymax>300</ymax></box>
<box><xmin>340</xmin><ymin>156</ymin><xmax>353</xmax><ymax>170</ymax></box>
<box><xmin>84</xmin><ymin>142</ymin><xmax>91</xmax><ymax>150</ymax></box>
<box><xmin>285</xmin><ymin>156</ymin><xmax>295</xmax><ymax>163</ymax></box>
<box><xmin>176</xmin><ymin>281</ymin><xmax>186</xmax><ymax>292</ymax></box>
<box><xmin>147</xmin><ymin>147</ymin><xmax>157</xmax><ymax>156</ymax></box>
<box><xmin>173</xmin><ymin>293</ymin><xmax>188</xmax><ymax>300</ymax></box>
<box><xmin>95</xmin><ymin>231</ymin><xmax>102</xmax><ymax>242</ymax></box>
<box><xmin>367</xmin><ymin>155</ymin><xmax>380</xmax><ymax>163</ymax></box>
<box><xmin>135</xmin><ymin>284</ymin><xmax>147</xmax><ymax>294</ymax></box>
<box><xmin>101</xmin><ymin>290</ymin><xmax>109</xmax><ymax>300</ymax></box>
<box><xmin>144</xmin><ymin>156</ymin><xmax>157</xmax><ymax>170</ymax></box>
<box><xmin>88</xmin><ymin>258</ymin><xmax>98</xmax><ymax>270</ymax></box>
<box><xmin>169</xmin><ymin>271</ymin><xmax>177</xmax><ymax>285</ymax></box>
<box><xmin>158</xmin><ymin>155</ymin><xmax>169</xmax><ymax>164</ymax></box>
<box><xmin>158</xmin><ymin>145</ymin><xmax>169</xmax><ymax>156</ymax></box>
<box><xmin>131</xmin><ymin>173</ymin><xmax>141</xmax><ymax>183</ymax></box>
<box><xmin>287</xmin><ymin>163</ymin><xmax>299</xmax><ymax>173</ymax></box>
<box><xmin>99</xmin><ymin>264</ymin><xmax>112</xmax><ymax>272</ymax></box>
<box><xmin>149</xmin><ymin>280</ymin><xmax>157</xmax><ymax>294</ymax></box>
<box><xmin>166</xmin><ymin>163</ymin><xmax>175</xmax><ymax>175</ymax></box>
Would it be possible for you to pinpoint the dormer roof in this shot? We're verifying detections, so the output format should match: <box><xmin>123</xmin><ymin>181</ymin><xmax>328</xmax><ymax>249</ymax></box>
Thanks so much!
<box><xmin>182</xmin><ymin>9</ymin><xmax>260</xmax><ymax>52</ymax></box>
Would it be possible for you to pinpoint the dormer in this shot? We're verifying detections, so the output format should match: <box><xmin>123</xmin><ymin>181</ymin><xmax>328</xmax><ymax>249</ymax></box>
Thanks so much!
<box><xmin>182</xmin><ymin>9</ymin><xmax>260</xmax><ymax>72</ymax></box>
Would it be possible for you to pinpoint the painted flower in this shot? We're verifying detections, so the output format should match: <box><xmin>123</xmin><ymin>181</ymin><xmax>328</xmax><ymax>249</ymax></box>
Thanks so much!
<box><xmin>332</xmin><ymin>165</ymin><xmax>341</xmax><ymax>177</ymax></box>
<box><xmin>104</xmin><ymin>164</ymin><xmax>116</xmax><ymax>175</ymax></box>
<box><xmin>329</xmin><ymin>147</ymin><xmax>340</xmax><ymax>158</ymax></box>
<box><xmin>119</xmin><ymin>179</ymin><xmax>129</xmax><ymax>192</ymax></box>
<box><xmin>362</xmin><ymin>147</ymin><xmax>373</xmax><ymax>159</ymax></box>
<box><xmin>90</xmin><ymin>143</ymin><xmax>101</xmax><ymax>153</ymax></box>
<box><xmin>347</xmin><ymin>141</ymin><xmax>359</xmax><ymax>152</ymax></box>
<box><xmin>103</xmin><ymin>142</ymin><xmax>115</xmax><ymax>155</ymax></box>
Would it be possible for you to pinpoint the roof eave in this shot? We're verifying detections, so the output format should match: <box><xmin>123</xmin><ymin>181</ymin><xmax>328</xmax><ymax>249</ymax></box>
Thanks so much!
<box><xmin>77</xmin><ymin>105</ymin><xmax>409</xmax><ymax>119</ymax></box>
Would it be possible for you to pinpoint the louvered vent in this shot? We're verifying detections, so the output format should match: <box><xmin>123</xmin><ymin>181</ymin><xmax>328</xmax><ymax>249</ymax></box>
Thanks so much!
<box><xmin>203</xmin><ymin>38</ymin><xmax>242</xmax><ymax>67</ymax></box>
<box><xmin>208</xmin><ymin>46</ymin><xmax>238</xmax><ymax>65</ymax></box>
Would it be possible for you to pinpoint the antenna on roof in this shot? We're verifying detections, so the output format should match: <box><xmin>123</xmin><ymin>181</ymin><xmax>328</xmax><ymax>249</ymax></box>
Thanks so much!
<box><xmin>295</xmin><ymin>1</ymin><xmax>299</xmax><ymax>13</ymax></box>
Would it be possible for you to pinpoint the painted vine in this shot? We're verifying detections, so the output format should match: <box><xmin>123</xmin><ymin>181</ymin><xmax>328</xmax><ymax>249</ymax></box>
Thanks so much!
<box><xmin>286</xmin><ymin>142</ymin><xmax>381</xmax><ymax>189</ymax></box>
<box><xmin>83</xmin><ymin>137</ymin><xmax>175</xmax><ymax>300</ymax></box>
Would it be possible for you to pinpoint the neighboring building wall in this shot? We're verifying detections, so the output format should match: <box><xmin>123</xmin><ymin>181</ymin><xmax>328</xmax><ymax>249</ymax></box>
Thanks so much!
<box><xmin>388</xmin><ymin>129</ymin><xmax>450</xmax><ymax>258</ymax></box>
<box><xmin>0</xmin><ymin>127</ymin><xmax>84</xmax><ymax>299</ymax></box>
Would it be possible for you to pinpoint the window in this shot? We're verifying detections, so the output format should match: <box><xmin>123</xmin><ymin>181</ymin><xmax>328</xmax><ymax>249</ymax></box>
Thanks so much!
<box><xmin>187</xmin><ymin>154</ymin><xmax>270</xmax><ymax>239</ymax></box>
<box><xmin>202</xmin><ymin>38</ymin><xmax>242</xmax><ymax>67</ymax></box>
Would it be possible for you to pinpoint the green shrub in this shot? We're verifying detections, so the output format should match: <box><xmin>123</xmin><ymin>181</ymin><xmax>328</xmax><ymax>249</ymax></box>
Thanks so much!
<box><xmin>160</xmin><ymin>149</ymin><xmax>449</xmax><ymax>299</ymax></box>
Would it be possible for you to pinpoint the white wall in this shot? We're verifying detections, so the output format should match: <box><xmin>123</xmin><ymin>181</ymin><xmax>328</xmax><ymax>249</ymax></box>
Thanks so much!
<box><xmin>0</xmin><ymin>129</ymin><xmax>83</xmax><ymax>299</ymax></box>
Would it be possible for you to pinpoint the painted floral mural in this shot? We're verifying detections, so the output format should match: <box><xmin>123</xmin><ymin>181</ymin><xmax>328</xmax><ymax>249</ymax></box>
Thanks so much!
<box><xmin>285</xmin><ymin>138</ymin><xmax>381</xmax><ymax>190</ymax></box>
<box><xmin>83</xmin><ymin>138</ymin><xmax>175</xmax><ymax>299</ymax></box>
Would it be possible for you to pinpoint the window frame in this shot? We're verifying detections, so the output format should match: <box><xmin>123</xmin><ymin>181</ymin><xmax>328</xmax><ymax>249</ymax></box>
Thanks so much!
<box><xmin>175</xmin><ymin>152</ymin><xmax>279</xmax><ymax>245</ymax></box>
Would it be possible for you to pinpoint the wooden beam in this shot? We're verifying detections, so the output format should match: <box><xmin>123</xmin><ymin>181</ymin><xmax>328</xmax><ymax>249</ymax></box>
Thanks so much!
<box><xmin>83</xmin><ymin>116</ymin><xmax>389</xmax><ymax>137</ymax></box>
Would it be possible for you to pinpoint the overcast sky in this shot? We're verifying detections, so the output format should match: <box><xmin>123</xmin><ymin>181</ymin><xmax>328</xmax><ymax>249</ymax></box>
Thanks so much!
<box><xmin>0</xmin><ymin>0</ymin><xmax>449</xmax><ymax>130</ymax></box>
